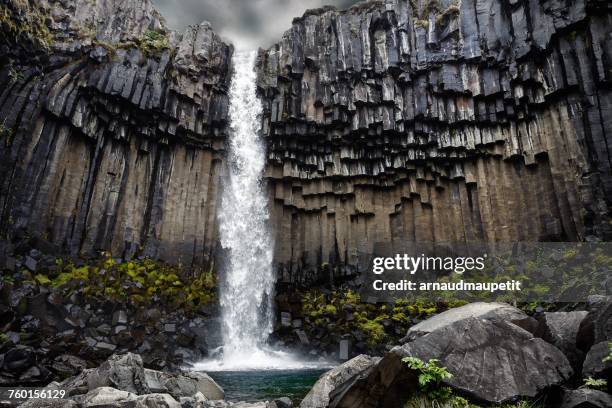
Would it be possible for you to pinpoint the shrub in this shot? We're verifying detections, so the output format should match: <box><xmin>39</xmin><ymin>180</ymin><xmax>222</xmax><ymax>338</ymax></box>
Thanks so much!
<box><xmin>137</xmin><ymin>30</ymin><xmax>169</xmax><ymax>57</ymax></box>
<box><xmin>583</xmin><ymin>377</ymin><xmax>608</xmax><ymax>390</ymax></box>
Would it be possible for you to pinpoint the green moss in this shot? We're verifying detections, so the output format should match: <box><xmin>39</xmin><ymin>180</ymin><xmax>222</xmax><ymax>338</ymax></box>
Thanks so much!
<box><xmin>0</xmin><ymin>2</ymin><xmax>53</xmax><ymax>50</ymax></box>
<box><xmin>36</xmin><ymin>253</ymin><xmax>216</xmax><ymax>311</ymax></box>
<box><xmin>137</xmin><ymin>30</ymin><xmax>170</xmax><ymax>57</ymax></box>
<box><xmin>358</xmin><ymin>319</ymin><xmax>386</xmax><ymax>345</ymax></box>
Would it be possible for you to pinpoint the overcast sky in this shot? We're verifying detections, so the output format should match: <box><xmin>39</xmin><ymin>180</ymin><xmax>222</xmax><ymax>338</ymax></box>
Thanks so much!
<box><xmin>152</xmin><ymin>0</ymin><xmax>361</xmax><ymax>50</ymax></box>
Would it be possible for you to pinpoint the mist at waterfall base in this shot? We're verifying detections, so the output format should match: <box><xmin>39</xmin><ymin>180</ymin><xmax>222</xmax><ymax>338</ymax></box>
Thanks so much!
<box><xmin>193</xmin><ymin>51</ymin><xmax>331</xmax><ymax>372</ymax></box>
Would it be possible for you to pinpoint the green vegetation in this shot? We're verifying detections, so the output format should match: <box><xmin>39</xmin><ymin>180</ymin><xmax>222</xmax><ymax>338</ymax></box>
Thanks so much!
<box><xmin>583</xmin><ymin>377</ymin><xmax>608</xmax><ymax>390</ymax></box>
<box><xmin>137</xmin><ymin>30</ymin><xmax>170</xmax><ymax>57</ymax></box>
<box><xmin>403</xmin><ymin>357</ymin><xmax>456</xmax><ymax>402</ymax></box>
<box><xmin>32</xmin><ymin>253</ymin><xmax>216</xmax><ymax>312</ymax></box>
<box><xmin>0</xmin><ymin>2</ymin><xmax>53</xmax><ymax>50</ymax></box>
<box><xmin>301</xmin><ymin>290</ymin><xmax>465</xmax><ymax>347</ymax></box>
<box><xmin>8</xmin><ymin>66</ymin><xmax>24</xmax><ymax>83</ymax></box>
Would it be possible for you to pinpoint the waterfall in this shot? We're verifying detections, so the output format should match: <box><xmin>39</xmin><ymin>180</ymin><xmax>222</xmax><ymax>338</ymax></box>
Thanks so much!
<box><xmin>195</xmin><ymin>50</ymin><xmax>327</xmax><ymax>371</ymax></box>
<box><xmin>216</xmin><ymin>50</ymin><xmax>276</xmax><ymax>366</ymax></box>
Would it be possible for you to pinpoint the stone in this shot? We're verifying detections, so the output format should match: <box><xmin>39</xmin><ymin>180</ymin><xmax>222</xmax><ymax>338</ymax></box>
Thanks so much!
<box><xmin>87</xmin><ymin>353</ymin><xmax>150</xmax><ymax>395</ymax></box>
<box><xmin>280</xmin><ymin>312</ymin><xmax>292</xmax><ymax>327</ymax></box>
<box><xmin>113</xmin><ymin>311</ymin><xmax>128</xmax><ymax>326</ymax></box>
<box><xmin>81</xmin><ymin>386</ymin><xmax>138</xmax><ymax>407</ymax></box>
<box><xmin>183</xmin><ymin>372</ymin><xmax>224</xmax><ymax>400</ymax></box>
<box><xmin>582</xmin><ymin>341</ymin><xmax>612</xmax><ymax>378</ymax></box>
<box><xmin>535</xmin><ymin>311</ymin><xmax>589</xmax><ymax>369</ymax></box>
<box><xmin>300</xmin><ymin>355</ymin><xmax>380</xmax><ymax>408</ymax></box>
<box><xmin>24</xmin><ymin>256</ymin><xmax>38</xmax><ymax>272</ymax></box>
<box><xmin>403</xmin><ymin>302</ymin><xmax>528</xmax><ymax>341</ymax></box>
<box><xmin>397</xmin><ymin>317</ymin><xmax>573</xmax><ymax>404</ymax></box>
<box><xmin>295</xmin><ymin>330</ymin><xmax>310</xmax><ymax>346</ymax></box>
<box><xmin>558</xmin><ymin>388</ymin><xmax>612</xmax><ymax>408</ymax></box>
<box><xmin>135</xmin><ymin>393</ymin><xmax>181</xmax><ymax>408</ymax></box>
<box><xmin>143</xmin><ymin>369</ymin><xmax>224</xmax><ymax>401</ymax></box>
<box><xmin>339</xmin><ymin>339</ymin><xmax>350</xmax><ymax>361</ymax></box>
<box><xmin>273</xmin><ymin>397</ymin><xmax>293</xmax><ymax>408</ymax></box>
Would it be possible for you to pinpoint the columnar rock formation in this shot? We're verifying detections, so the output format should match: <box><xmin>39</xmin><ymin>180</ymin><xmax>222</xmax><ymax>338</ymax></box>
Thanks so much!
<box><xmin>0</xmin><ymin>0</ymin><xmax>232</xmax><ymax>268</ymax></box>
<box><xmin>256</xmin><ymin>0</ymin><xmax>612</xmax><ymax>283</ymax></box>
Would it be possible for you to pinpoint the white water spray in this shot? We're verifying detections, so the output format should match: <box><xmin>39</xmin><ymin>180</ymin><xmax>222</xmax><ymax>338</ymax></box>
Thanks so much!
<box><xmin>195</xmin><ymin>51</ymin><xmax>326</xmax><ymax>371</ymax></box>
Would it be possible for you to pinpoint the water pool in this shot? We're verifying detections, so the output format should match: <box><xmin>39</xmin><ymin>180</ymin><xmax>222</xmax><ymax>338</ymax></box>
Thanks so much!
<box><xmin>206</xmin><ymin>369</ymin><xmax>329</xmax><ymax>404</ymax></box>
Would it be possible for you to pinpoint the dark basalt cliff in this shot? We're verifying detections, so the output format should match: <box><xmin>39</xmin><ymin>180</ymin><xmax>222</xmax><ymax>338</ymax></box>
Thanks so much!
<box><xmin>256</xmin><ymin>0</ymin><xmax>612</xmax><ymax>284</ymax></box>
<box><xmin>1</xmin><ymin>0</ymin><xmax>612</xmax><ymax>283</ymax></box>
<box><xmin>0</xmin><ymin>0</ymin><xmax>231</xmax><ymax>268</ymax></box>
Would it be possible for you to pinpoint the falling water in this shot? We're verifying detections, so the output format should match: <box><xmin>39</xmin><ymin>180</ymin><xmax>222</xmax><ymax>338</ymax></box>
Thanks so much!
<box><xmin>195</xmin><ymin>51</ymin><xmax>330</xmax><ymax>371</ymax></box>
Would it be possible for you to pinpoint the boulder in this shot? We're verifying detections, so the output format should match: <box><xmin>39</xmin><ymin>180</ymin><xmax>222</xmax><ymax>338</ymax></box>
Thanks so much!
<box><xmin>535</xmin><ymin>311</ymin><xmax>589</xmax><ymax>369</ymax></box>
<box><xmin>398</xmin><ymin>317</ymin><xmax>573</xmax><ymax>404</ymax></box>
<box><xmin>183</xmin><ymin>372</ymin><xmax>224</xmax><ymax>400</ymax></box>
<box><xmin>582</xmin><ymin>341</ymin><xmax>612</xmax><ymax>378</ymax></box>
<box><xmin>87</xmin><ymin>353</ymin><xmax>150</xmax><ymax>395</ymax></box>
<box><xmin>135</xmin><ymin>393</ymin><xmax>180</xmax><ymax>408</ymax></box>
<box><xmin>335</xmin><ymin>317</ymin><xmax>574</xmax><ymax>406</ymax></box>
<box><xmin>143</xmin><ymin>369</ymin><xmax>224</xmax><ymax>400</ymax></box>
<box><xmin>558</xmin><ymin>388</ymin><xmax>612</xmax><ymax>408</ymax></box>
<box><xmin>61</xmin><ymin>368</ymin><xmax>95</xmax><ymax>396</ymax></box>
<box><xmin>403</xmin><ymin>302</ymin><xmax>527</xmax><ymax>341</ymax></box>
<box><xmin>300</xmin><ymin>354</ymin><xmax>380</xmax><ymax>408</ymax></box>
<box><xmin>81</xmin><ymin>386</ymin><xmax>138</xmax><ymax>407</ymax></box>
<box><xmin>273</xmin><ymin>397</ymin><xmax>293</xmax><ymax>408</ymax></box>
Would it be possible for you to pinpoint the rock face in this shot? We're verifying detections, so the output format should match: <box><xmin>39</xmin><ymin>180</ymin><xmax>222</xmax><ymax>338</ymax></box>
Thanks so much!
<box><xmin>256</xmin><ymin>0</ymin><xmax>612</xmax><ymax>282</ymax></box>
<box><xmin>0</xmin><ymin>0</ymin><xmax>232</xmax><ymax>269</ymax></box>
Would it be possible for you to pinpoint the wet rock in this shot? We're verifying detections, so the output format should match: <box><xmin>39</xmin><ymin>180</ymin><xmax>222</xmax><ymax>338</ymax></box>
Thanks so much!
<box><xmin>300</xmin><ymin>354</ymin><xmax>380</xmax><ymax>408</ymax></box>
<box><xmin>144</xmin><ymin>369</ymin><xmax>224</xmax><ymax>400</ymax></box>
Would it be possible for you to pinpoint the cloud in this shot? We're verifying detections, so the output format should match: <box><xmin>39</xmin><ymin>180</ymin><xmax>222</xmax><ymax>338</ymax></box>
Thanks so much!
<box><xmin>151</xmin><ymin>0</ymin><xmax>360</xmax><ymax>50</ymax></box>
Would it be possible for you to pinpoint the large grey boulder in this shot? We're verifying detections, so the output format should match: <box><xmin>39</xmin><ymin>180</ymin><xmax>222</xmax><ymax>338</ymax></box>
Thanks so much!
<box><xmin>558</xmin><ymin>388</ymin><xmax>612</xmax><ymax>408</ymax></box>
<box><xmin>536</xmin><ymin>311</ymin><xmax>589</xmax><ymax>369</ymax></box>
<box><xmin>582</xmin><ymin>341</ymin><xmax>612</xmax><ymax>378</ymax></box>
<box><xmin>300</xmin><ymin>355</ymin><xmax>380</xmax><ymax>408</ymax></box>
<box><xmin>403</xmin><ymin>302</ymin><xmax>527</xmax><ymax>341</ymax></box>
<box><xmin>143</xmin><ymin>369</ymin><xmax>224</xmax><ymax>400</ymax></box>
<box><xmin>87</xmin><ymin>353</ymin><xmax>150</xmax><ymax>395</ymax></box>
<box><xmin>399</xmin><ymin>317</ymin><xmax>573</xmax><ymax>403</ymax></box>
<box><xmin>81</xmin><ymin>386</ymin><xmax>138</xmax><ymax>407</ymax></box>
<box><xmin>135</xmin><ymin>393</ymin><xmax>181</xmax><ymax>408</ymax></box>
<box><xmin>334</xmin><ymin>317</ymin><xmax>574</xmax><ymax>406</ymax></box>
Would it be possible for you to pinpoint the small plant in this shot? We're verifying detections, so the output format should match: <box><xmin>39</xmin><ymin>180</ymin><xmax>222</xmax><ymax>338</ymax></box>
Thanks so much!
<box><xmin>137</xmin><ymin>30</ymin><xmax>169</xmax><ymax>57</ymax></box>
<box><xmin>8</xmin><ymin>66</ymin><xmax>24</xmax><ymax>83</ymax></box>
<box><xmin>403</xmin><ymin>357</ymin><xmax>454</xmax><ymax>401</ymax></box>
<box><xmin>583</xmin><ymin>377</ymin><xmax>608</xmax><ymax>390</ymax></box>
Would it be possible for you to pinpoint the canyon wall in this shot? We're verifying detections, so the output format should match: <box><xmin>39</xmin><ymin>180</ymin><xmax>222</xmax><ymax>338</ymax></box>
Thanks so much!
<box><xmin>0</xmin><ymin>0</ymin><xmax>231</xmax><ymax>269</ymax></box>
<box><xmin>2</xmin><ymin>0</ymin><xmax>612</xmax><ymax>282</ymax></box>
<box><xmin>256</xmin><ymin>0</ymin><xmax>612</xmax><ymax>284</ymax></box>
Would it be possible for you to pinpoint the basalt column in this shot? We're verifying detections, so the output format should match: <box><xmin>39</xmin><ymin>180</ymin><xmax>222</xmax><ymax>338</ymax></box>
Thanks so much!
<box><xmin>0</xmin><ymin>0</ymin><xmax>232</xmax><ymax>269</ymax></box>
<box><xmin>256</xmin><ymin>0</ymin><xmax>612</xmax><ymax>285</ymax></box>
